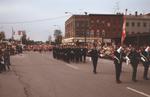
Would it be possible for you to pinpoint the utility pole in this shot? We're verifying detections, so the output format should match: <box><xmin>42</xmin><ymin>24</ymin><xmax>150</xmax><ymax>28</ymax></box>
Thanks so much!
<box><xmin>114</xmin><ymin>1</ymin><xmax>120</xmax><ymax>14</ymax></box>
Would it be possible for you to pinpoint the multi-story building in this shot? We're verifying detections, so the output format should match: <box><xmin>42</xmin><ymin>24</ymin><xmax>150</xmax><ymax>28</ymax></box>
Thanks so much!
<box><xmin>89</xmin><ymin>14</ymin><xmax>123</xmax><ymax>44</ymax></box>
<box><xmin>64</xmin><ymin>13</ymin><xmax>150</xmax><ymax>46</ymax></box>
<box><xmin>64</xmin><ymin>15</ymin><xmax>89</xmax><ymax>44</ymax></box>
<box><xmin>125</xmin><ymin>13</ymin><xmax>150</xmax><ymax>46</ymax></box>
<box><xmin>64</xmin><ymin>14</ymin><xmax>123</xmax><ymax>45</ymax></box>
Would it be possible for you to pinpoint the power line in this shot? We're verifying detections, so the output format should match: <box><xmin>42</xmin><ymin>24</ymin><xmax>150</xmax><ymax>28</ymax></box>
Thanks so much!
<box><xmin>0</xmin><ymin>15</ymin><xmax>70</xmax><ymax>25</ymax></box>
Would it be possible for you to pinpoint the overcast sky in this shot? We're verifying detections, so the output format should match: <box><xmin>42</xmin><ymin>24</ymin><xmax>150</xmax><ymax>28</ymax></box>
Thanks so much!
<box><xmin>0</xmin><ymin>0</ymin><xmax>150</xmax><ymax>41</ymax></box>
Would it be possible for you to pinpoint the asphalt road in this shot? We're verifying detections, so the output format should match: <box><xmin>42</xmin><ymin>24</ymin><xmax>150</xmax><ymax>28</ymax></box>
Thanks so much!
<box><xmin>0</xmin><ymin>52</ymin><xmax>150</xmax><ymax>97</ymax></box>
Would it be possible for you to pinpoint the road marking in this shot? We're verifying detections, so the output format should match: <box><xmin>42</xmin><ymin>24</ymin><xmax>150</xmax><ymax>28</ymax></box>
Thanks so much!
<box><xmin>65</xmin><ymin>64</ymin><xmax>79</xmax><ymax>70</ymax></box>
<box><xmin>127</xmin><ymin>87</ymin><xmax>150</xmax><ymax>97</ymax></box>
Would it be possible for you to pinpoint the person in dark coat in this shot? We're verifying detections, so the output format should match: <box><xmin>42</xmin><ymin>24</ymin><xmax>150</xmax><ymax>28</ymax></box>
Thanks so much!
<box><xmin>0</xmin><ymin>49</ymin><xmax>6</xmax><ymax>72</ymax></box>
<box><xmin>79</xmin><ymin>47</ymin><xmax>83</xmax><ymax>62</ymax></box>
<box><xmin>70</xmin><ymin>47</ymin><xmax>75</xmax><ymax>62</ymax></box>
<box><xmin>3</xmin><ymin>47</ymin><xmax>11</xmax><ymax>70</ymax></box>
<box><xmin>89</xmin><ymin>43</ymin><xmax>99</xmax><ymax>74</ymax></box>
<box><xmin>0</xmin><ymin>49</ymin><xmax>3</xmax><ymax>73</ymax></box>
<box><xmin>64</xmin><ymin>47</ymin><xmax>70</xmax><ymax>63</ymax></box>
<box><xmin>128</xmin><ymin>47</ymin><xmax>140</xmax><ymax>82</ymax></box>
<box><xmin>113</xmin><ymin>46</ymin><xmax>124</xmax><ymax>83</ymax></box>
<box><xmin>52</xmin><ymin>46</ymin><xmax>56</xmax><ymax>59</ymax></box>
<box><xmin>140</xmin><ymin>46</ymin><xmax>150</xmax><ymax>80</ymax></box>
<box><xmin>75</xmin><ymin>47</ymin><xmax>80</xmax><ymax>63</ymax></box>
<box><xmin>83</xmin><ymin>47</ymin><xmax>88</xmax><ymax>63</ymax></box>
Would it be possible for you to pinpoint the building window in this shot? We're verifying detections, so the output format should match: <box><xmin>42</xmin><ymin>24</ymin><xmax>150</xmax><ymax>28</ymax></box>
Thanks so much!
<box><xmin>96</xmin><ymin>20</ymin><xmax>100</xmax><ymax>23</ymax></box>
<box><xmin>91</xmin><ymin>30</ymin><xmax>94</xmax><ymax>33</ymax></box>
<box><xmin>102</xmin><ymin>20</ymin><xmax>105</xmax><ymax>24</ymax></box>
<box><xmin>132</xmin><ymin>32</ymin><xmax>135</xmax><ymax>34</ymax></box>
<box><xmin>126</xmin><ymin>22</ymin><xmax>129</xmax><ymax>27</ymax></box>
<box><xmin>132</xmin><ymin>22</ymin><xmax>135</xmax><ymax>27</ymax></box>
<box><xmin>137</xmin><ymin>22</ymin><xmax>140</xmax><ymax>27</ymax></box>
<box><xmin>107</xmin><ymin>22</ymin><xmax>111</xmax><ymax>27</ymax></box>
<box><xmin>143</xmin><ymin>22</ymin><xmax>147</xmax><ymax>27</ymax></box>
<box><xmin>91</xmin><ymin>20</ymin><xmax>94</xmax><ymax>24</ymax></box>
<box><xmin>90</xmin><ymin>30</ymin><xmax>94</xmax><ymax>36</ymax></box>
<box><xmin>76</xmin><ymin>23</ymin><xmax>80</xmax><ymax>27</ymax></box>
<box><xmin>97</xmin><ymin>29</ymin><xmax>100</xmax><ymax>33</ymax></box>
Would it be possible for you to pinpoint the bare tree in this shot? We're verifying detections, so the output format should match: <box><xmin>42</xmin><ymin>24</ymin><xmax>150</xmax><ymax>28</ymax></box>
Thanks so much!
<box><xmin>53</xmin><ymin>29</ymin><xmax>62</xmax><ymax>44</ymax></box>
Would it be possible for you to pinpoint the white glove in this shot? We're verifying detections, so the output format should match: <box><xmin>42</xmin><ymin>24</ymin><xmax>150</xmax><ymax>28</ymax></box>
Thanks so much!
<box><xmin>141</xmin><ymin>57</ymin><xmax>145</xmax><ymax>62</ymax></box>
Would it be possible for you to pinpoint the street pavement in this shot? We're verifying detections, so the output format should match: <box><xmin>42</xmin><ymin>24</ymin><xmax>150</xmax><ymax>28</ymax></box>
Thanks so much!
<box><xmin>0</xmin><ymin>52</ymin><xmax>150</xmax><ymax>97</ymax></box>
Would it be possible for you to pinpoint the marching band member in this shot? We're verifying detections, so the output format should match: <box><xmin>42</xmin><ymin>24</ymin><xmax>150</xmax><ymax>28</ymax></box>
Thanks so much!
<box><xmin>128</xmin><ymin>47</ymin><xmax>140</xmax><ymax>82</ymax></box>
<box><xmin>140</xmin><ymin>46</ymin><xmax>150</xmax><ymax>80</ymax></box>
<box><xmin>114</xmin><ymin>46</ymin><xmax>125</xmax><ymax>83</ymax></box>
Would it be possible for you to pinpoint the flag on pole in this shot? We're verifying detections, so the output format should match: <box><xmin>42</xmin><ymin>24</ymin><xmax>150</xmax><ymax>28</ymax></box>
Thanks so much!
<box><xmin>121</xmin><ymin>15</ymin><xmax>126</xmax><ymax>45</ymax></box>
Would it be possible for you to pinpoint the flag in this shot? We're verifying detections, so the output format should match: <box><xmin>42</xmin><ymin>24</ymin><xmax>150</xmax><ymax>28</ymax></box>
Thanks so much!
<box><xmin>121</xmin><ymin>15</ymin><xmax>126</xmax><ymax>45</ymax></box>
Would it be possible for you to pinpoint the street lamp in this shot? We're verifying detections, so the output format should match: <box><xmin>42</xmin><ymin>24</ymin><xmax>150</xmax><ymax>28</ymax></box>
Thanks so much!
<box><xmin>84</xmin><ymin>12</ymin><xmax>88</xmax><ymax>46</ymax></box>
<box><xmin>102</xmin><ymin>29</ymin><xmax>105</xmax><ymax>43</ymax></box>
<box><xmin>53</xmin><ymin>25</ymin><xmax>61</xmax><ymax>30</ymax></box>
<box><xmin>65</xmin><ymin>12</ymin><xmax>73</xmax><ymax>14</ymax></box>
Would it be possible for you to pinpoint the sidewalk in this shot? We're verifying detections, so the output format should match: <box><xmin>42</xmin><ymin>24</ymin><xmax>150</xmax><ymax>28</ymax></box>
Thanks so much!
<box><xmin>0</xmin><ymin>70</ymin><xmax>26</xmax><ymax>97</ymax></box>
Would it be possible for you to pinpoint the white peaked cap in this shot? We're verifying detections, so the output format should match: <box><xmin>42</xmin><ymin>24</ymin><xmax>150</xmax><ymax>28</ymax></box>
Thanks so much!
<box><xmin>117</xmin><ymin>46</ymin><xmax>122</xmax><ymax>53</ymax></box>
<box><xmin>145</xmin><ymin>46</ymin><xmax>150</xmax><ymax>52</ymax></box>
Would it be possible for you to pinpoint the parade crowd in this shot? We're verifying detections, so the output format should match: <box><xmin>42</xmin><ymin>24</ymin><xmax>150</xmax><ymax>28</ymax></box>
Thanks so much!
<box><xmin>52</xmin><ymin>43</ymin><xmax>150</xmax><ymax>84</ymax></box>
<box><xmin>0</xmin><ymin>42</ymin><xmax>14</xmax><ymax>73</ymax></box>
<box><xmin>0</xmin><ymin>41</ymin><xmax>53</xmax><ymax>73</ymax></box>
<box><xmin>25</xmin><ymin>44</ymin><xmax>52</xmax><ymax>52</ymax></box>
<box><xmin>0</xmin><ymin>41</ymin><xmax>24</xmax><ymax>73</ymax></box>
<box><xmin>1</xmin><ymin>40</ymin><xmax>150</xmax><ymax>84</ymax></box>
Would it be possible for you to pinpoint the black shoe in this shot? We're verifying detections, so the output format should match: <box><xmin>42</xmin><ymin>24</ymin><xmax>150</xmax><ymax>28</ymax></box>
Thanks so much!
<box><xmin>144</xmin><ymin>78</ymin><xmax>149</xmax><ymax>80</ymax></box>
<box><xmin>93</xmin><ymin>71</ymin><xmax>97</xmax><ymax>74</ymax></box>
<box><xmin>132</xmin><ymin>79</ymin><xmax>138</xmax><ymax>82</ymax></box>
<box><xmin>116</xmin><ymin>80</ymin><xmax>122</xmax><ymax>84</ymax></box>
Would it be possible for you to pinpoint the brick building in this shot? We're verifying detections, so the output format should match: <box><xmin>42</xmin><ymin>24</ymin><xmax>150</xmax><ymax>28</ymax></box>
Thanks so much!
<box><xmin>64</xmin><ymin>15</ymin><xmax>89</xmax><ymax>44</ymax></box>
<box><xmin>89</xmin><ymin>14</ymin><xmax>123</xmax><ymax>44</ymax></box>
<box><xmin>64</xmin><ymin>14</ymin><xmax>123</xmax><ymax>45</ymax></box>
<box><xmin>64</xmin><ymin>13</ymin><xmax>150</xmax><ymax>46</ymax></box>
